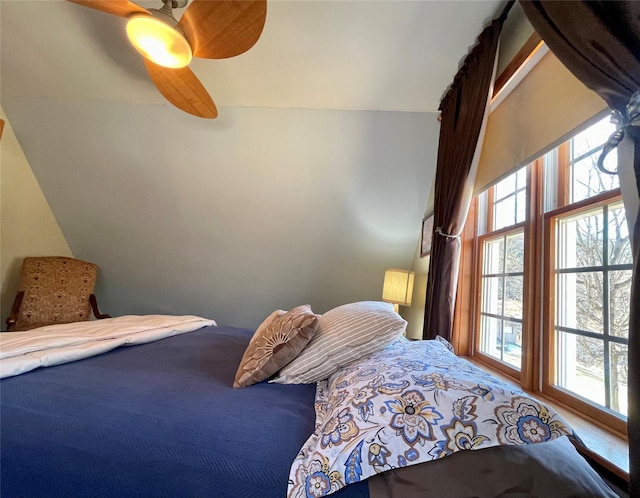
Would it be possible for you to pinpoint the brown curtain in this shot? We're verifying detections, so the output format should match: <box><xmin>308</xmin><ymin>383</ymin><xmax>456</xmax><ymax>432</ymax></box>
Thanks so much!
<box><xmin>422</xmin><ymin>16</ymin><xmax>506</xmax><ymax>341</ymax></box>
<box><xmin>520</xmin><ymin>1</ymin><xmax>640</xmax><ymax>493</ymax></box>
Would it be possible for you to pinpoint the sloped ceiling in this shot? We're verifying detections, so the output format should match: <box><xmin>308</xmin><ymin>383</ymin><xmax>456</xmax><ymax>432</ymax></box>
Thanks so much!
<box><xmin>2</xmin><ymin>0</ymin><xmax>503</xmax><ymax>111</ymax></box>
<box><xmin>1</xmin><ymin>0</ymin><xmax>504</xmax><ymax>329</ymax></box>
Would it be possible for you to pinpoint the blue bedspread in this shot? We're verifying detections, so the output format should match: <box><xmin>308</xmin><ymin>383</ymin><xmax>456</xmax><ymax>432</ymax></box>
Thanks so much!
<box><xmin>0</xmin><ymin>325</ymin><xmax>368</xmax><ymax>498</ymax></box>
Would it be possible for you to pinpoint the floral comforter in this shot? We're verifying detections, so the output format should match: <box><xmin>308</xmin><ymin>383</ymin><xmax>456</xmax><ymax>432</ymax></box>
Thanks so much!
<box><xmin>287</xmin><ymin>338</ymin><xmax>574</xmax><ymax>497</ymax></box>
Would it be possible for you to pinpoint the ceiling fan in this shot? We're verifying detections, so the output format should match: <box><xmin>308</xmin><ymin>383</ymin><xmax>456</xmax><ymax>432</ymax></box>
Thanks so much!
<box><xmin>68</xmin><ymin>0</ymin><xmax>267</xmax><ymax>119</ymax></box>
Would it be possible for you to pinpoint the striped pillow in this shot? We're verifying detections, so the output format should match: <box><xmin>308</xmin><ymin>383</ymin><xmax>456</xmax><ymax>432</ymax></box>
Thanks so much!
<box><xmin>272</xmin><ymin>301</ymin><xmax>407</xmax><ymax>384</ymax></box>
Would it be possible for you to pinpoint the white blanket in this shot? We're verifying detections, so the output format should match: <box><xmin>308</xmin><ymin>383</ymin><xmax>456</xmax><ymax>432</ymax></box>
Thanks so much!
<box><xmin>0</xmin><ymin>315</ymin><xmax>216</xmax><ymax>378</ymax></box>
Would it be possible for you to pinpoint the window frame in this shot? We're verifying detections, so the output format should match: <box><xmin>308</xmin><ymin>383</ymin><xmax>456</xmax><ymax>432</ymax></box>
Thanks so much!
<box><xmin>543</xmin><ymin>187</ymin><xmax>629</xmax><ymax>435</ymax></box>
<box><xmin>474</xmin><ymin>222</ymin><xmax>526</xmax><ymax>379</ymax></box>
<box><xmin>473</xmin><ymin>162</ymin><xmax>540</xmax><ymax>386</ymax></box>
<box><xmin>467</xmin><ymin>125</ymin><xmax>629</xmax><ymax>437</ymax></box>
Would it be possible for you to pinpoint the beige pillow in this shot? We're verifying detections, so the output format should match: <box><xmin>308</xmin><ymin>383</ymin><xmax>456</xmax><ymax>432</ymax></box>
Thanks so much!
<box><xmin>233</xmin><ymin>305</ymin><xmax>319</xmax><ymax>388</ymax></box>
<box><xmin>272</xmin><ymin>301</ymin><xmax>407</xmax><ymax>384</ymax></box>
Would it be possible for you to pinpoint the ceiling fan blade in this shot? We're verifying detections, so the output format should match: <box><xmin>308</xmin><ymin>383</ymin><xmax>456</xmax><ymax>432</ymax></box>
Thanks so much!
<box><xmin>144</xmin><ymin>59</ymin><xmax>218</xmax><ymax>119</ymax></box>
<box><xmin>67</xmin><ymin>0</ymin><xmax>149</xmax><ymax>18</ymax></box>
<box><xmin>177</xmin><ymin>0</ymin><xmax>267</xmax><ymax>59</ymax></box>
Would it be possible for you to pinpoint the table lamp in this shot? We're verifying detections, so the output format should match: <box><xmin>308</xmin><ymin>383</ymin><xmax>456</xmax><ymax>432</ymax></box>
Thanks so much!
<box><xmin>382</xmin><ymin>269</ymin><xmax>414</xmax><ymax>313</ymax></box>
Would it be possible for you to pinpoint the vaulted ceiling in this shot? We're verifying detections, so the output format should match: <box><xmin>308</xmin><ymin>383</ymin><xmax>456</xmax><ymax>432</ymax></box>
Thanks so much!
<box><xmin>1</xmin><ymin>0</ymin><xmax>506</xmax><ymax>330</ymax></box>
<box><xmin>2</xmin><ymin>0</ymin><xmax>503</xmax><ymax>112</ymax></box>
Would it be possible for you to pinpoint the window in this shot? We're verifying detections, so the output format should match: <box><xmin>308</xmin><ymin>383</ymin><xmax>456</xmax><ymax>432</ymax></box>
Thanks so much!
<box><xmin>477</xmin><ymin>172</ymin><xmax>526</xmax><ymax>370</ymax></box>
<box><xmin>471</xmin><ymin>115</ymin><xmax>630</xmax><ymax>433</ymax></box>
<box><xmin>550</xmin><ymin>201</ymin><xmax>631</xmax><ymax>415</ymax></box>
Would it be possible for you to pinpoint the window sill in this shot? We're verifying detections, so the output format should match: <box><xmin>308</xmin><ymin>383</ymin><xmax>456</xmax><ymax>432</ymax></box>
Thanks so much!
<box><xmin>463</xmin><ymin>356</ymin><xmax>629</xmax><ymax>481</ymax></box>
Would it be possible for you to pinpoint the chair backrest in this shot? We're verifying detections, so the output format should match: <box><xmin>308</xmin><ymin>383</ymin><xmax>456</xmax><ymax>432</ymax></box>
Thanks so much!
<box><xmin>14</xmin><ymin>257</ymin><xmax>98</xmax><ymax>331</ymax></box>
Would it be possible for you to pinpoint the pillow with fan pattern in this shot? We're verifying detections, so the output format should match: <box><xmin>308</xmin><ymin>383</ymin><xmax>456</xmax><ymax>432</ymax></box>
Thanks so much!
<box><xmin>233</xmin><ymin>305</ymin><xmax>319</xmax><ymax>388</ymax></box>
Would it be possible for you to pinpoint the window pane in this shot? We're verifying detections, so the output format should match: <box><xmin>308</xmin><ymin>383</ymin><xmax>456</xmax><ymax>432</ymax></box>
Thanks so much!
<box><xmin>556</xmin><ymin>332</ymin><xmax>605</xmax><ymax>407</ymax></box>
<box><xmin>478</xmin><ymin>228</ymin><xmax>522</xmax><ymax>372</ymax></box>
<box><xmin>505</xmin><ymin>232</ymin><xmax>524</xmax><ymax>272</ymax></box>
<box><xmin>495</xmin><ymin>173</ymin><xmax>516</xmax><ymax>200</ymax></box>
<box><xmin>503</xmin><ymin>320</ymin><xmax>522</xmax><ymax>369</ymax></box>
<box><xmin>608</xmin><ymin>203</ymin><xmax>632</xmax><ymax>266</ymax></box>
<box><xmin>610</xmin><ymin>343</ymin><xmax>628</xmax><ymax>416</ymax></box>
<box><xmin>504</xmin><ymin>276</ymin><xmax>523</xmax><ymax>319</ymax></box>
<box><xmin>482</xmin><ymin>238</ymin><xmax>504</xmax><ymax>274</ymax></box>
<box><xmin>479</xmin><ymin>315</ymin><xmax>502</xmax><ymax>360</ymax></box>
<box><xmin>477</xmin><ymin>190</ymin><xmax>488</xmax><ymax>236</ymax></box>
<box><xmin>556</xmin><ymin>273</ymin><xmax>578</xmax><ymax>331</ymax></box>
<box><xmin>610</xmin><ymin>270</ymin><xmax>632</xmax><ymax>338</ymax></box>
<box><xmin>557</xmin><ymin>209</ymin><xmax>603</xmax><ymax>269</ymax></box>
<box><xmin>576</xmin><ymin>271</ymin><xmax>604</xmax><ymax>334</ymax></box>
<box><xmin>571</xmin><ymin>117</ymin><xmax>616</xmax><ymax>159</ymax></box>
<box><xmin>478</xmin><ymin>315</ymin><xmax>520</xmax><ymax>371</ymax></box>
<box><xmin>543</xmin><ymin>150</ymin><xmax>559</xmax><ymax>213</ymax></box>
<box><xmin>516</xmin><ymin>167</ymin><xmax>527</xmax><ymax>190</ymax></box>
<box><xmin>481</xmin><ymin>277</ymin><xmax>503</xmax><ymax>315</ymax></box>
<box><xmin>570</xmin><ymin>116</ymin><xmax>619</xmax><ymax>203</ymax></box>
<box><xmin>516</xmin><ymin>190</ymin><xmax>526</xmax><ymax>224</ymax></box>
<box><xmin>494</xmin><ymin>196</ymin><xmax>516</xmax><ymax>230</ymax></box>
<box><xmin>557</xmin><ymin>271</ymin><xmax>603</xmax><ymax>334</ymax></box>
<box><xmin>571</xmin><ymin>154</ymin><xmax>619</xmax><ymax>203</ymax></box>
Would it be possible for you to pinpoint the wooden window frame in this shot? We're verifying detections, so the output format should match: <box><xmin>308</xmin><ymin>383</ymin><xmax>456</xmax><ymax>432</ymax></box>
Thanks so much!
<box><xmin>461</xmin><ymin>31</ymin><xmax>630</xmax><ymax>479</ymax></box>
<box><xmin>473</xmin><ymin>164</ymin><xmax>530</xmax><ymax>382</ymax></box>
<box><xmin>522</xmin><ymin>158</ymin><xmax>543</xmax><ymax>391</ymax></box>
<box><xmin>542</xmin><ymin>188</ymin><xmax>629</xmax><ymax>436</ymax></box>
<box><xmin>452</xmin><ymin>198</ymin><xmax>478</xmax><ymax>357</ymax></box>
<box><xmin>493</xmin><ymin>32</ymin><xmax>544</xmax><ymax>100</ymax></box>
<box><xmin>475</xmin><ymin>222</ymin><xmax>526</xmax><ymax>377</ymax></box>
<box><xmin>469</xmin><ymin>146</ymin><xmax>630</xmax><ymax>438</ymax></box>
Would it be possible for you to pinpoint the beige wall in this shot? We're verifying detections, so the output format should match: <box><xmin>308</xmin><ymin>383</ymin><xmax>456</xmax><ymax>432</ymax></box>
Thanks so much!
<box><xmin>405</xmin><ymin>171</ymin><xmax>436</xmax><ymax>339</ymax></box>
<box><xmin>403</xmin><ymin>246</ymin><xmax>429</xmax><ymax>340</ymax></box>
<box><xmin>0</xmin><ymin>107</ymin><xmax>72</xmax><ymax>329</ymax></box>
<box><xmin>496</xmin><ymin>2</ymin><xmax>535</xmax><ymax>77</ymax></box>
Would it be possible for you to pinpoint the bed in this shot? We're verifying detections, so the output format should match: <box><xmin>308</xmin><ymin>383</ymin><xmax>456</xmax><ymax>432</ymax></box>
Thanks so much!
<box><xmin>0</xmin><ymin>305</ymin><xmax>620</xmax><ymax>498</ymax></box>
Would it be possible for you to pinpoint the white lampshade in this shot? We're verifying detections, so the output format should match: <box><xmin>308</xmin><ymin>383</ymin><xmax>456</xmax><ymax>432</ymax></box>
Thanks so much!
<box><xmin>382</xmin><ymin>269</ymin><xmax>415</xmax><ymax>308</ymax></box>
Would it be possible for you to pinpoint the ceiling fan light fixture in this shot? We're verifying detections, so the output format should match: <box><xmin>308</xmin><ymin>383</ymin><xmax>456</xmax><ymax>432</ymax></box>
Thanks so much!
<box><xmin>126</xmin><ymin>15</ymin><xmax>192</xmax><ymax>69</ymax></box>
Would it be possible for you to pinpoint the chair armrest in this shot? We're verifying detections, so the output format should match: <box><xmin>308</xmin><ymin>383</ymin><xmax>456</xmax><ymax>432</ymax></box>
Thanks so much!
<box><xmin>89</xmin><ymin>294</ymin><xmax>111</xmax><ymax>320</ymax></box>
<box><xmin>6</xmin><ymin>291</ymin><xmax>25</xmax><ymax>331</ymax></box>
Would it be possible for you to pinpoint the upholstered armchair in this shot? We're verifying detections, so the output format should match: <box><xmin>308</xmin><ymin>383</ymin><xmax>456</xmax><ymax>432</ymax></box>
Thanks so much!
<box><xmin>6</xmin><ymin>257</ymin><xmax>110</xmax><ymax>332</ymax></box>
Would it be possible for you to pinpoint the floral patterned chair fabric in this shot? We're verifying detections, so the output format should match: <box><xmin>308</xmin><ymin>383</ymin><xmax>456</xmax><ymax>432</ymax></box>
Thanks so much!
<box><xmin>6</xmin><ymin>257</ymin><xmax>110</xmax><ymax>331</ymax></box>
